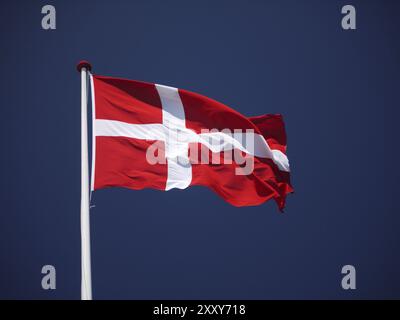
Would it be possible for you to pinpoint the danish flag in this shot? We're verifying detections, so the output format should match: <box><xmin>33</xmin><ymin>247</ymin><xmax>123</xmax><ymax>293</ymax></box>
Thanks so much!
<box><xmin>89</xmin><ymin>75</ymin><xmax>293</xmax><ymax>211</ymax></box>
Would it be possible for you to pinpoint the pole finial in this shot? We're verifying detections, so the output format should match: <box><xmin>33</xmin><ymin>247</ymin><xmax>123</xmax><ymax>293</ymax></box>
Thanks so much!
<box><xmin>77</xmin><ymin>60</ymin><xmax>92</xmax><ymax>72</ymax></box>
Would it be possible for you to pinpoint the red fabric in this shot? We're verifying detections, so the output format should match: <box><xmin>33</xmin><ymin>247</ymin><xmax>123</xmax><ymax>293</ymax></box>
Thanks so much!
<box><xmin>92</xmin><ymin>75</ymin><xmax>293</xmax><ymax>211</ymax></box>
<box><xmin>179</xmin><ymin>88</ymin><xmax>255</xmax><ymax>133</ymax></box>
<box><xmin>93</xmin><ymin>75</ymin><xmax>162</xmax><ymax>125</ymax></box>
<box><xmin>95</xmin><ymin>137</ymin><xmax>167</xmax><ymax>191</ymax></box>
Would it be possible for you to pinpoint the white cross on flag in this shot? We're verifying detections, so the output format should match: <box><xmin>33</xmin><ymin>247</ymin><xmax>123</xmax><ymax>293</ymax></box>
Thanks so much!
<box><xmin>89</xmin><ymin>74</ymin><xmax>293</xmax><ymax>211</ymax></box>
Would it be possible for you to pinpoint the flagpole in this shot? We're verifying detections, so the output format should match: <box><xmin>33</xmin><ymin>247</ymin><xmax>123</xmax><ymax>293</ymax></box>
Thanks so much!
<box><xmin>77</xmin><ymin>60</ymin><xmax>93</xmax><ymax>300</ymax></box>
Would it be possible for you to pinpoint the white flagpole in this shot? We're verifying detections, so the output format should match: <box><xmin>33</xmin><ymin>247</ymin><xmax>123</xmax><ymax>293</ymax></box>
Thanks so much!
<box><xmin>77</xmin><ymin>60</ymin><xmax>93</xmax><ymax>300</ymax></box>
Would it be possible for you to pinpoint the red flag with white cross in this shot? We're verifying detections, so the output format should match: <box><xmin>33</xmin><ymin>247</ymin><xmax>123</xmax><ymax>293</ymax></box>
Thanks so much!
<box><xmin>89</xmin><ymin>74</ymin><xmax>293</xmax><ymax>211</ymax></box>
